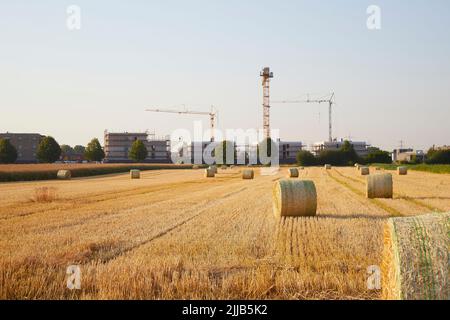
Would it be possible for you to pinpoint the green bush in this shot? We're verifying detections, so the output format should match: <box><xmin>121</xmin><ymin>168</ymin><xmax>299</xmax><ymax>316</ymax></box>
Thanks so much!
<box><xmin>365</xmin><ymin>150</ymin><xmax>392</xmax><ymax>164</ymax></box>
<box><xmin>426</xmin><ymin>149</ymin><xmax>450</xmax><ymax>164</ymax></box>
<box><xmin>84</xmin><ymin>138</ymin><xmax>105</xmax><ymax>162</ymax></box>
<box><xmin>340</xmin><ymin>141</ymin><xmax>359</xmax><ymax>164</ymax></box>
<box><xmin>36</xmin><ymin>136</ymin><xmax>61</xmax><ymax>163</ymax></box>
<box><xmin>129</xmin><ymin>140</ymin><xmax>148</xmax><ymax>162</ymax></box>
<box><xmin>296</xmin><ymin>150</ymin><xmax>316</xmax><ymax>166</ymax></box>
<box><xmin>0</xmin><ymin>139</ymin><xmax>18</xmax><ymax>164</ymax></box>
<box><xmin>317</xmin><ymin>150</ymin><xmax>347</xmax><ymax>166</ymax></box>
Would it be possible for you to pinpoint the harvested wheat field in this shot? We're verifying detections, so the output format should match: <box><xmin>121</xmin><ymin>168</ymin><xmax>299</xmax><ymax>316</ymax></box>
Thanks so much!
<box><xmin>0</xmin><ymin>167</ymin><xmax>449</xmax><ymax>300</ymax></box>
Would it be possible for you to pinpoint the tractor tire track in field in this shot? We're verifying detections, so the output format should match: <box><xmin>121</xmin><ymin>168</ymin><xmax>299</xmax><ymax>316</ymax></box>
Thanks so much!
<box><xmin>326</xmin><ymin>169</ymin><xmax>404</xmax><ymax>217</ymax></box>
<box><xmin>0</xmin><ymin>177</ymin><xmax>237</xmax><ymax>221</ymax></box>
<box><xmin>333</xmin><ymin>168</ymin><xmax>444</xmax><ymax>213</ymax></box>
<box><xmin>9</xmin><ymin>181</ymin><xmax>253</xmax><ymax>238</ymax></box>
<box><xmin>85</xmin><ymin>183</ymin><xmax>255</xmax><ymax>266</ymax></box>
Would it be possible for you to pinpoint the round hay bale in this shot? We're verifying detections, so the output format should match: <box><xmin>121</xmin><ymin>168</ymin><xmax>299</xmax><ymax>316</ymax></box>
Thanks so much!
<box><xmin>360</xmin><ymin>167</ymin><xmax>370</xmax><ymax>176</ymax></box>
<box><xmin>272</xmin><ymin>180</ymin><xmax>317</xmax><ymax>217</ymax></box>
<box><xmin>57</xmin><ymin>170</ymin><xmax>71</xmax><ymax>180</ymax></box>
<box><xmin>397</xmin><ymin>166</ymin><xmax>408</xmax><ymax>175</ymax></box>
<box><xmin>204</xmin><ymin>168</ymin><xmax>215</xmax><ymax>178</ymax></box>
<box><xmin>366</xmin><ymin>173</ymin><xmax>393</xmax><ymax>199</ymax></box>
<box><xmin>382</xmin><ymin>213</ymin><xmax>450</xmax><ymax>300</ymax></box>
<box><xmin>288</xmin><ymin>168</ymin><xmax>299</xmax><ymax>178</ymax></box>
<box><xmin>324</xmin><ymin>164</ymin><xmax>331</xmax><ymax>170</ymax></box>
<box><xmin>209</xmin><ymin>165</ymin><xmax>217</xmax><ymax>174</ymax></box>
<box><xmin>242</xmin><ymin>169</ymin><xmax>254</xmax><ymax>179</ymax></box>
<box><xmin>130</xmin><ymin>169</ymin><xmax>141</xmax><ymax>179</ymax></box>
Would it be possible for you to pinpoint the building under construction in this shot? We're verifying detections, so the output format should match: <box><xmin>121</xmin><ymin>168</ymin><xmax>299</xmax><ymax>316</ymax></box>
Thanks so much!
<box><xmin>103</xmin><ymin>130</ymin><xmax>171</xmax><ymax>163</ymax></box>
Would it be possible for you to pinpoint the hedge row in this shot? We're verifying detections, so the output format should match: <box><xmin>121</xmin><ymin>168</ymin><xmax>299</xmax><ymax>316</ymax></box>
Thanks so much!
<box><xmin>370</xmin><ymin>163</ymin><xmax>450</xmax><ymax>174</ymax></box>
<box><xmin>0</xmin><ymin>165</ymin><xmax>195</xmax><ymax>182</ymax></box>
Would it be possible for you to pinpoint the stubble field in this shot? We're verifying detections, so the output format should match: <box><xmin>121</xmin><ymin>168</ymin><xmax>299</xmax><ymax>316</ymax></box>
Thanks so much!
<box><xmin>0</xmin><ymin>166</ymin><xmax>449</xmax><ymax>299</ymax></box>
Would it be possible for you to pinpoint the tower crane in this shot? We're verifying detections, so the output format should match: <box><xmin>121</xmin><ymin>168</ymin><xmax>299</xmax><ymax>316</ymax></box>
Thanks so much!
<box><xmin>260</xmin><ymin>67</ymin><xmax>274</xmax><ymax>139</ymax></box>
<box><xmin>273</xmin><ymin>93</ymin><xmax>336</xmax><ymax>142</ymax></box>
<box><xmin>145</xmin><ymin>106</ymin><xmax>217</xmax><ymax>142</ymax></box>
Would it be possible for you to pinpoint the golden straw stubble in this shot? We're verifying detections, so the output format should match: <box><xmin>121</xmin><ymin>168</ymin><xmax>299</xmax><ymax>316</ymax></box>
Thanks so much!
<box><xmin>272</xmin><ymin>179</ymin><xmax>317</xmax><ymax>217</ymax></box>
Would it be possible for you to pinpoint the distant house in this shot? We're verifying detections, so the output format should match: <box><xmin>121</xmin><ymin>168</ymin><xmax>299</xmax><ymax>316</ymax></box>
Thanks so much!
<box><xmin>0</xmin><ymin>132</ymin><xmax>45</xmax><ymax>163</ymax></box>
<box><xmin>392</xmin><ymin>149</ymin><xmax>425</xmax><ymax>163</ymax></box>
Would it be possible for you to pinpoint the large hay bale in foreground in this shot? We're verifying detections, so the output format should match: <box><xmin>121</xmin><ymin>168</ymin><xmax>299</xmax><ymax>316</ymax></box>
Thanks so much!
<box><xmin>366</xmin><ymin>173</ymin><xmax>393</xmax><ymax>199</ymax></box>
<box><xmin>324</xmin><ymin>164</ymin><xmax>331</xmax><ymax>170</ymax></box>
<box><xmin>204</xmin><ymin>169</ymin><xmax>215</xmax><ymax>178</ymax></box>
<box><xmin>397</xmin><ymin>166</ymin><xmax>408</xmax><ymax>175</ymax></box>
<box><xmin>360</xmin><ymin>167</ymin><xmax>370</xmax><ymax>176</ymax></box>
<box><xmin>272</xmin><ymin>180</ymin><xmax>317</xmax><ymax>217</ymax></box>
<box><xmin>382</xmin><ymin>213</ymin><xmax>449</xmax><ymax>300</ymax></box>
<box><xmin>57</xmin><ymin>170</ymin><xmax>71</xmax><ymax>180</ymax></box>
<box><xmin>130</xmin><ymin>169</ymin><xmax>140</xmax><ymax>179</ymax></box>
<box><xmin>242</xmin><ymin>169</ymin><xmax>254</xmax><ymax>180</ymax></box>
<box><xmin>288</xmin><ymin>168</ymin><xmax>299</xmax><ymax>178</ymax></box>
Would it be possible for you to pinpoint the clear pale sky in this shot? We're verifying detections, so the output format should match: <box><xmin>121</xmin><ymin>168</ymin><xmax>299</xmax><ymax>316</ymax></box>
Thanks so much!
<box><xmin>1</xmin><ymin>0</ymin><xmax>449</xmax><ymax>151</ymax></box>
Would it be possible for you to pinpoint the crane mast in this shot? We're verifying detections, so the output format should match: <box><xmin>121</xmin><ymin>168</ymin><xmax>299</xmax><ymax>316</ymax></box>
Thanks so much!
<box><xmin>260</xmin><ymin>67</ymin><xmax>274</xmax><ymax>139</ymax></box>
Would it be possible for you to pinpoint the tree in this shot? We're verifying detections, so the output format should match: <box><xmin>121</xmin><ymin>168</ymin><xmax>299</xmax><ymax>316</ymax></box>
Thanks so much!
<box><xmin>365</xmin><ymin>150</ymin><xmax>392</xmax><ymax>164</ymax></box>
<box><xmin>84</xmin><ymin>138</ymin><xmax>105</xmax><ymax>162</ymax></box>
<box><xmin>426</xmin><ymin>149</ymin><xmax>450</xmax><ymax>164</ymax></box>
<box><xmin>0</xmin><ymin>138</ymin><xmax>18</xmax><ymax>164</ymax></box>
<box><xmin>317</xmin><ymin>150</ymin><xmax>347</xmax><ymax>166</ymax></box>
<box><xmin>73</xmin><ymin>145</ymin><xmax>86</xmax><ymax>154</ymax></box>
<box><xmin>340</xmin><ymin>140</ymin><xmax>359</xmax><ymax>165</ymax></box>
<box><xmin>36</xmin><ymin>136</ymin><xmax>61</xmax><ymax>163</ymax></box>
<box><xmin>60</xmin><ymin>145</ymin><xmax>74</xmax><ymax>160</ymax></box>
<box><xmin>128</xmin><ymin>139</ymin><xmax>148</xmax><ymax>162</ymax></box>
<box><xmin>296</xmin><ymin>150</ymin><xmax>316</xmax><ymax>166</ymax></box>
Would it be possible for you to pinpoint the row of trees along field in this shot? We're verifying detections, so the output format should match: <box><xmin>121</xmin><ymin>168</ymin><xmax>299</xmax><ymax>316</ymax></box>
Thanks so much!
<box><xmin>0</xmin><ymin>137</ymin><xmax>150</xmax><ymax>164</ymax></box>
<box><xmin>296</xmin><ymin>141</ymin><xmax>386</xmax><ymax>166</ymax></box>
<box><xmin>296</xmin><ymin>140</ymin><xmax>450</xmax><ymax>166</ymax></box>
